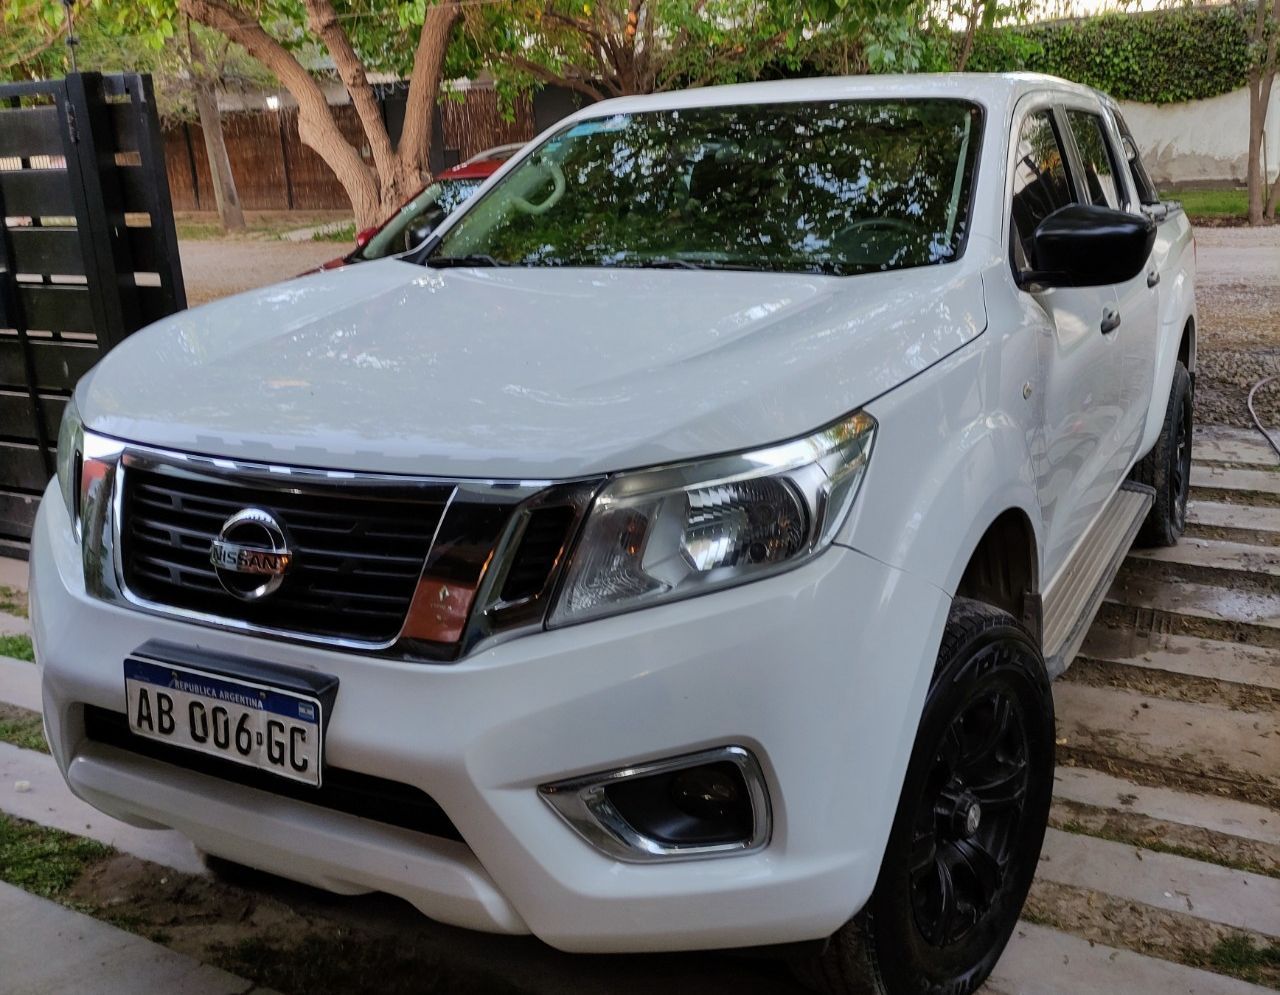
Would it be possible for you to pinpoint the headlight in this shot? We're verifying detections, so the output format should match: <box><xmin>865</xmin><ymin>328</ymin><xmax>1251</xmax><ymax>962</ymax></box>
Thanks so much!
<box><xmin>550</xmin><ymin>411</ymin><xmax>875</xmax><ymax>626</ymax></box>
<box><xmin>56</xmin><ymin>399</ymin><xmax>84</xmax><ymax>534</ymax></box>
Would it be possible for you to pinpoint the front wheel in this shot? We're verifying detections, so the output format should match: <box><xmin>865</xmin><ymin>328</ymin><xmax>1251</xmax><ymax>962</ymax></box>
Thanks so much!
<box><xmin>793</xmin><ymin>598</ymin><xmax>1054</xmax><ymax>995</ymax></box>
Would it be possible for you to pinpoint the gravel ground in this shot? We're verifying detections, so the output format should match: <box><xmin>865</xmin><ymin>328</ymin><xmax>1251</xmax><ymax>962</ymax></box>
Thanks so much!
<box><xmin>179</xmin><ymin>239</ymin><xmax>348</xmax><ymax>307</ymax></box>
<box><xmin>1190</xmin><ymin>224</ymin><xmax>1280</xmax><ymax>429</ymax></box>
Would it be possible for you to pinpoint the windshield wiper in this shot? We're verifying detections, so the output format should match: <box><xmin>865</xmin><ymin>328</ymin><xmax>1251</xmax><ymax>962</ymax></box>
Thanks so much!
<box><xmin>632</xmin><ymin>257</ymin><xmax>706</xmax><ymax>270</ymax></box>
<box><xmin>424</xmin><ymin>254</ymin><xmax>506</xmax><ymax>268</ymax></box>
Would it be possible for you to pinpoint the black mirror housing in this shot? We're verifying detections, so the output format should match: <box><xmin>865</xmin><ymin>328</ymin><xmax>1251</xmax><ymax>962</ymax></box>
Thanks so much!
<box><xmin>1025</xmin><ymin>203</ymin><xmax>1156</xmax><ymax>288</ymax></box>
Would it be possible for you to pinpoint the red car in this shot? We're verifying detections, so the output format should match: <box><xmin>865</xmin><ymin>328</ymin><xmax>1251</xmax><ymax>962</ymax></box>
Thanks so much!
<box><xmin>312</xmin><ymin>143</ymin><xmax>524</xmax><ymax>271</ymax></box>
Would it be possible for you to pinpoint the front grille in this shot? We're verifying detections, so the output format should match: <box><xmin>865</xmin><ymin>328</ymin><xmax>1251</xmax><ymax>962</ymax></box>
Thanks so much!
<box><xmin>121</xmin><ymin>465</ymin><xmax>448</xmax><ymax>643</ymax></box>
<box><xmin>84</xmin><ymin>706</ymin><xmax>463</xmax><ymax>843</ymax></box>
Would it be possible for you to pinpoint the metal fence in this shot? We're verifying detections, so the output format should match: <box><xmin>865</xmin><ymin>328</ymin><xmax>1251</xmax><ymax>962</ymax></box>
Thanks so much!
<box><xmin>0</xmin><ymin>72</ymin><xmax>186</xmax><ymax>557</ymax></box>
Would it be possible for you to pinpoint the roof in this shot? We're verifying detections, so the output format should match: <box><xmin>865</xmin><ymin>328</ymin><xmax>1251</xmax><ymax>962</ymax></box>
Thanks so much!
<box><xmin>562</xmin><ymin>73</ymin><xmax>1099</xmax><ymax>118</ymax></box>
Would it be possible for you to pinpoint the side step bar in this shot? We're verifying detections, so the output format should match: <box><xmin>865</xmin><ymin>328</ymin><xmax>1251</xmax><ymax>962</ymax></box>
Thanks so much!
<box><xmin>1042</xmin><ymin>481</ymin><xmax>1154</xmax><ymax>678</ymax></box>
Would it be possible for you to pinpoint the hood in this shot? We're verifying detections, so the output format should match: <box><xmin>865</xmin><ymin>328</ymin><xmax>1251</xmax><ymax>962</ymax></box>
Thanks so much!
<box><xmin>79</xmin><ymin>259</ymin><xmax>987</xmax><ymax>478</ymax></box>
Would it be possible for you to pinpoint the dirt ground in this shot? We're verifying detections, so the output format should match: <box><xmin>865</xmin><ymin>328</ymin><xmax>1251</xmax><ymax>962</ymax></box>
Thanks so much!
<box><xmin>179</xmin><ymin>239</ymin><xmax>349</xmax><ymax>307</ymax></box>
<box><xmin>1191</xmin><ymin>225</ymin><xmax>1280</xmax><ymax>429</ymax></box>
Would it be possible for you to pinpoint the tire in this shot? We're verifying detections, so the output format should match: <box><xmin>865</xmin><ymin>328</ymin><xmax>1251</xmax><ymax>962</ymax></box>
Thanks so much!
<box><xmin>1131</xmin><ymin>362</ymin><xmax>1193</xmax><ymax>547</ymax></box>
<box><xmin>793</xmin><ymin>598</ymin><xmax>1055</xmax><ymax>995</ymax></box>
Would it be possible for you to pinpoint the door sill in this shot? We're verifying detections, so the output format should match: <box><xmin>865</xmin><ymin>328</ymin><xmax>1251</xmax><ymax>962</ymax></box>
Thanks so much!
<box><xmin>1041</xmin><ymin>481</ymin><xmax>1154</xmax><ymax>678</ymax></box>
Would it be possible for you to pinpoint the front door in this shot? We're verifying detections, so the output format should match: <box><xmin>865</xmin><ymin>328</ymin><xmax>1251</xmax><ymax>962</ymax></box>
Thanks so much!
<box><xmin>1009</xmin><ymin>102</ymin><xmax>1125</xmax><ymax>580</ymax></box>
<box><xmin>1060</xmin><ymin>103</ymin><xmax>1160</xmax><ymax>475</ymax></box>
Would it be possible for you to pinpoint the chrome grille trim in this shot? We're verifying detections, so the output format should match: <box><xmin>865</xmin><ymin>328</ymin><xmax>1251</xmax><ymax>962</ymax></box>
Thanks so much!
<box><xmin>78</xmin><ymin>431</ymin><xmax>594</xmax><ymax>662</ymax></box>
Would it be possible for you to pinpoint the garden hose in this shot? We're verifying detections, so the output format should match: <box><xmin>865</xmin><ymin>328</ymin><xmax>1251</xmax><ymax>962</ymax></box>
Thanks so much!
<box><xmin>1247</xmin><ymin>375</ymin><xmax>1280</xmax><ymax>462</ymax></box>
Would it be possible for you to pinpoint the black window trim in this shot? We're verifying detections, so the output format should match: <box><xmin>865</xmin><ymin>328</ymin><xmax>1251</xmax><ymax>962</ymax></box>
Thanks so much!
<box><xmin>1108</xmin><ymin>104</ymin><xmax>1161</xmax><ymax>207</ymax></box>
<box><xmin>1055</xmin><ymin>103</ymin><xmax>1130</xmax><ymax>213</ymax></box>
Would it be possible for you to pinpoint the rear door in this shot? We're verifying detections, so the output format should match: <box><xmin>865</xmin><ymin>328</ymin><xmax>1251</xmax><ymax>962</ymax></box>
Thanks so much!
<box><xmin>1060</xmin><ymin>100</ymin><xmax>1160</xmax><ymax>474</ymax></box>
<box><xmin>1008</xmin><ymin>97</ymin><xmax>1124</xmax><ymax>578</ymax></box>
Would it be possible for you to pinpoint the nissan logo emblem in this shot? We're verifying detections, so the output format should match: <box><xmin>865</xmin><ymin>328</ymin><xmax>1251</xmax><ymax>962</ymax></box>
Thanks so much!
<box><xmin>209</xmin><ymin>508</ymin><xmax>294</xmax><ymax>601</ymax></box>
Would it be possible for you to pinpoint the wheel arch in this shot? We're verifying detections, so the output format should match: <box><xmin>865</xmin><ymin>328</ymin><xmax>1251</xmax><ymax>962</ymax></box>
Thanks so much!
<box><xmin>954</xmin><ymin>506</ymin><xmax>1042</xmax><ymax>644</ymax></box>
<box><xmin>844</xmin><ymin>320</ymin><xmax>1046</xmax><ymax>628</ymax></box>
<box><xmin>1179</xmin><ymin>314</ymin><xmax>1196</xmax><ymax>382</ymax></box>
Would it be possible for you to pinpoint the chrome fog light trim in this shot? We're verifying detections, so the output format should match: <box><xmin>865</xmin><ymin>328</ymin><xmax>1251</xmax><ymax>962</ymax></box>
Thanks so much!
<box><xmin>538</xmin><ymin>746</ymin><xmax>771</xmax><ymax>863</ymax></box>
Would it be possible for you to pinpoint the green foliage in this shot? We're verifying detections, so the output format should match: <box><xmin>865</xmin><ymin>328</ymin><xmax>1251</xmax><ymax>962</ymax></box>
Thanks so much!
<box><xmin>962</xmin><ymin>7</ymin><xmax>1253</xmax><ymax>104</ymax></box>
<box><xmin>463</xmin><ymin>0</ymin><xmax>933</xmax><ymax>101</ymax></box>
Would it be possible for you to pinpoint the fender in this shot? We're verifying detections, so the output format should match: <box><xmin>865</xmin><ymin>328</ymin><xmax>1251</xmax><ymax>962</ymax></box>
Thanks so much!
<box><xmin>839</xmin><ymin>317</ymin><xmax>1045</xmax><ymax>606</ymax></box>
<box><xmin>1137</xmin><ymin>211</ymin><xmax>1197</xmax><ymax>460</ymax></box>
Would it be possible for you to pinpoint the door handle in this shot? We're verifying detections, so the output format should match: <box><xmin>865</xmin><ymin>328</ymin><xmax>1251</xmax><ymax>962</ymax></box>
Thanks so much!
<box><xmin>1100</xmin><ymin>306</ymin><xmax>1122</xmax><ymax>334</ymax></box>
<box><xmin>1146</xmin><ymin>270</ymin><xmax>1160</xmax><ymax>288</ymax></box>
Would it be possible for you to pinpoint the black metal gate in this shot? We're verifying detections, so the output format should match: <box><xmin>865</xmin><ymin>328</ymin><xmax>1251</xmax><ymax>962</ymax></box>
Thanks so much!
<box><xmin>0</xmin><ymin>72</ymin><xmax>185</xmax><ymax>558</ymax></box>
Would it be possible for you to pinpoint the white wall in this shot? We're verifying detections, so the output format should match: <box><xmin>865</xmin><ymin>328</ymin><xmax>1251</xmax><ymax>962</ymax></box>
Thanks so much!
<box><xmin>1118</xmin><ymin>86</ymin><xmax>1280</xmax><ymax>189</ymax></box>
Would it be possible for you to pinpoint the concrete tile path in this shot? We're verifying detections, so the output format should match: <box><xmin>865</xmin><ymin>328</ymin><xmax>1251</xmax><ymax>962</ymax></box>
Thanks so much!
<box><xmin>0</xmin><ymin>881</ymin><xmax>270</xmax><ymax>994</ymax></box>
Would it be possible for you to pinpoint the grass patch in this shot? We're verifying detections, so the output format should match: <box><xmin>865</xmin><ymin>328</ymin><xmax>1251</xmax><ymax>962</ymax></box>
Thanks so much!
<box><xmin>0</xmin><ymin>585</ymin><xmax>28</xmax><ymax>618</ymax></box>
<box><xmin>312</xmin><ymin>222</ymin><xmax>356</xmax><ymax>244</ymax></box>
<box><xmin>1187</xmin><ymin>933</ymin><xmax>1280</xmax><ymax>987</ymax></box>
<box><xmin>174</xmin><ymin>211</ymin><xmax>354</xmax><ymax>243</ymax></box>
<box><xmin>1163</xmin><ymin>188</ymin><xmax>1247</xmax><ymax>220</ymax></box>
<box><xmin>1054</xmin><ymin>818</ymin><xmax>1278</xmax><ymax>879</ymax></box>
<box><xmin>0</xmin><ymin>704</ymin><xmax>47</xmax><ymax>753</ymax></box>
<box><xmin>0</xmin><ymin>814</ymin><xmax>112</xmax><ymax>899</ymax></box>
<box><xmin>0</xmin><ymin>634</ymin><xmax>34</xmax><ymax>662</ymax></box>
<box><xmin>174</xmin><ymin>219</ymin><xmax>231</xmax><ymax>240</ymax></box>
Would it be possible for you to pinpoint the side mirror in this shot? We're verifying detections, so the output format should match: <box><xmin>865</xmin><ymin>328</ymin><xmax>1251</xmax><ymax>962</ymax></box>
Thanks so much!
<box><xmin>1023</xmin><ymin>204</ymin><xmax>1155</xmax><ymax>288</ymax></box>
<box><xmin>403</xmin><ymin>205</ymin><xmax>448</xmax><ymax>252</ymax></box>
<box><xmin>354</xmin><ymin>226</ymin><xmax>378</xmax><ymax>249</ymax></box>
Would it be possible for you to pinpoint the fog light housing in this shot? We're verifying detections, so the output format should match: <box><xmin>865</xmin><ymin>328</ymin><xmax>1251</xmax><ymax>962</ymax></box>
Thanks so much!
<box><xmin>539</xmin><ymin>746</ymin><xmax>770</xmax><ymax>862</ymax></box>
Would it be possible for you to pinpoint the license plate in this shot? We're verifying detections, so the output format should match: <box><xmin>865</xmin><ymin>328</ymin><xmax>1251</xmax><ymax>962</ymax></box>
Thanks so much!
<box><xmin>124</xmin><ymin>657</ymin><xmax>324</xmax><ymax>787</ymax></box>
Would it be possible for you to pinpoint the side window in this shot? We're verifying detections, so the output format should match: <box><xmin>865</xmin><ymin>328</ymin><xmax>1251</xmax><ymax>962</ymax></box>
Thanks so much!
<box><xmin>1010</xmin><ymin>110</ymin><xmax>1074</xmax><ymax>265</ymax></box>
<box><xmin>1065</xmin><ymin>110</ymin><xmax>1123</xmax><ymax>210</ymax></box>
<box><xmin>1113</xmin><ymin>110</ymin><xmax>1160</xmax><ymax>206</ymax></box>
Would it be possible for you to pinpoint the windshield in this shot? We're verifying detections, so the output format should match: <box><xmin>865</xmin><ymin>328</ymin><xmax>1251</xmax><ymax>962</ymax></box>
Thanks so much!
<box><xmin>358</xmin><ymin>178</ymin><xmax>482</xmax><ymax>260</ymax></box>
<box><xmin>429</xmin><ymin>99</ymin><xmax>981</xmax><ymax>276</ymax></box>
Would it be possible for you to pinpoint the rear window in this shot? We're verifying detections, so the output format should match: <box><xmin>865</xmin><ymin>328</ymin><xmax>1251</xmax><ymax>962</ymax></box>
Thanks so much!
<box><xmin>1066</xmin><ymin>110</ymin><xmax>1124</xmax><ymax>210</ymax></box>
<box><xmin>429</xmin><ymin>99</ymin><xmax>983</xmax><ymax>277</ymax></box>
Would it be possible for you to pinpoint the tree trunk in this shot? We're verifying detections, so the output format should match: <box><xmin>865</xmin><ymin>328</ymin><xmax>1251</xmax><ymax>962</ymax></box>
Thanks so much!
<box><xmin>193</xmin><ymin>86</ymin><xmax>245</xmax><ymax>231</ymax></box>
<box><xmin>389</xmin><ymin>0</ymin><xmax>463</xmax><ymax>216</ymax></box>
<box><xmin>181</xmin><ymin>0</ymin><xmax>382</xmax><ymax>229</ymax></box>
<box><xmin>1242</xmin><ymin>0</ymin><xmax>1280</xmax><ymax>225</ymax></box>
<box><xmin>1247</xmin><ymin>77</ymin><xmax>1266</xmax><ymax>225</ymax></box>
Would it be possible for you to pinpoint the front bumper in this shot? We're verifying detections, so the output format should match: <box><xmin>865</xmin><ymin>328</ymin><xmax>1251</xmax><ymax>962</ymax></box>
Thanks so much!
<box><xmin>32</xmin><ymin>482</ymin><xmax>949</xmax><ymax>952</ymax></box>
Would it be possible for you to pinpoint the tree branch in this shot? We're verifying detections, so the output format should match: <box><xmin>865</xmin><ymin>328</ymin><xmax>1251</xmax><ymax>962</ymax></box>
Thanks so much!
<box><xmin>301</xmin><ymin>0</ymin><xmax>396</xmax><ymax>186</ymax></box>
<box><xmin>1</xmin><ymin>17</ymin><xmax>68</xmax><ymax>73</ymax></box>
<box><xmin>499</xmin><ymin>52</ymin><xmax>607</xmax><ymax>101</ymax></box>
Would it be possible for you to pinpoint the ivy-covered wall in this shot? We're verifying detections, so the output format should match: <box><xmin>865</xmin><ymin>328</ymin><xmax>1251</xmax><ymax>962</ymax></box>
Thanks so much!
<box><xmin>961</xmin><ymin>6</ymin><xmax>1252</xmax><ymax>105</ymax></box>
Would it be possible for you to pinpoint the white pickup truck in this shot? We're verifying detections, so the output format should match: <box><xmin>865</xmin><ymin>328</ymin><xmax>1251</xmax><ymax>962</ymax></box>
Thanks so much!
<box><xmin>32</xmin><ymin>73</ymin><xmax>1195</xmax><ymax>994</ymax></box>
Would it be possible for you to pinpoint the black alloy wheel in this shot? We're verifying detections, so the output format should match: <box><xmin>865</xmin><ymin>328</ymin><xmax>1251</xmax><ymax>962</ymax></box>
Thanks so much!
<box><xmin>909</xmin><ymin>686</ymin><xmax>1031</xmax><ymax>948</ymax></box>
<box><xmin>794</xmin><ymin>598</ymin><xmax>1054</xmax><ymax>995</ymax></box>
